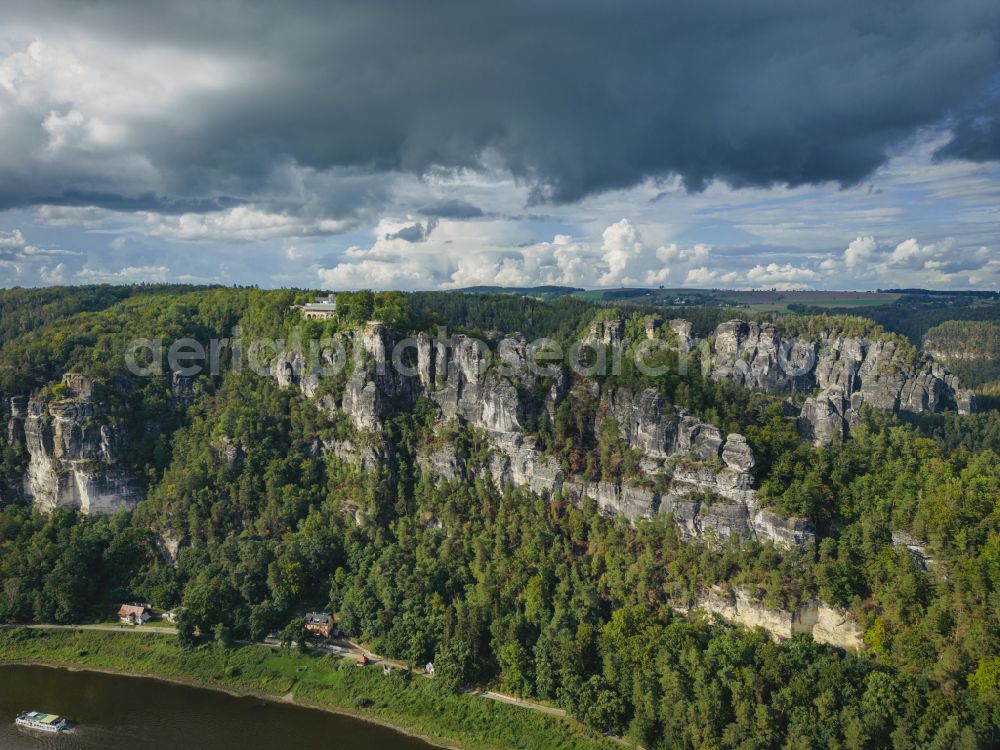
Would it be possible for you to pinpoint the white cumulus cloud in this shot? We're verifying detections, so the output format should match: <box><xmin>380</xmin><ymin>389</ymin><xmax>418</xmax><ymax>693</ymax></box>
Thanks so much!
<box><xmin>684</xmin><ymin>266</ymin><xmax>740</xmax><ymax>287</ymax></box>
<box><xmin>598</xmin><ymin>219</ymin><xmax>643</xmax><ymax>286</ymax></box>
<box><xmin>143</xmin><ymin>206</ymin><xmax>354</xmax><ymax>243</ymax></box>
<box><xmin>843</xmin><ymin>235</ymin><xmax>878</xmax><ymax>269</ymax></box>
<box><xmin>77</xmin><ymin>265</ymin><xmax>171</xmax><ymax>283</ymax></box>
<box><xmin>745</xmin><ymin>262</ymin><xmax>819</xmax><ymax>290</ymax></box>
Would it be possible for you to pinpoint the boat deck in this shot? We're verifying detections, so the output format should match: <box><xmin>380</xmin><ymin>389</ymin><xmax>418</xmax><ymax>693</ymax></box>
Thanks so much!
<box><xmin>16</xmin><ymin>710</ymin><xmax>69</xmax><ymax>732</ymax></box>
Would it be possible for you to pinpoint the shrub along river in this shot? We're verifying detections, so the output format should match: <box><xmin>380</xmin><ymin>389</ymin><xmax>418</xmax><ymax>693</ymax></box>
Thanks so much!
<box><xmin>0</xmin><ymin>664</ymin><xmax>437</xmax><ymax>749</ymax></box>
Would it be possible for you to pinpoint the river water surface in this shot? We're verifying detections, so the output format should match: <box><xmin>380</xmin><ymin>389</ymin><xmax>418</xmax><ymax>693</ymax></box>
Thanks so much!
<box><xmin>0</xmin><ymin>664</ymin><xmax>437</xmax><ymax>750</ymax></box>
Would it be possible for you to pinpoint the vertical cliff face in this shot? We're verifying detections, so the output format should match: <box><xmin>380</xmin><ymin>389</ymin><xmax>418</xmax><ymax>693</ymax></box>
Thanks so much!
<box><xmin>586</xmin><ymin>319</ymin><xmax>625</xmax><ymax>346</ymax></box>
<box><xmin>289</xmin><ymin>321</ymin><xmax>418</xmax><ymax>433</ymax></box>
<box><xmin>690</xmin><ymin>587</ymin><xmax>865</xmax><ymax>651</ymax></box>
<box><xmin>696</xmin><ymin>320</ymin><xmax>975</xmax><ymax>445</ymax></box>
<box><xmin>9</xmin><ymin>375</ymin><xmax>142</xmax><ymax>514</ymax></box>
<box><xmin>269</xmin><ymin>324</ymin><xmax>815</xmax><ymax>551</ymax></box>
<box><xmin>267</xmin><ymin>316</ymin><xmax>973</xmax><ymax>554</ymax></box>
<box><xmin>710</xmin><ymin>320</ymin><xmax>818</xmax><ymax>393</ymax></box>
<box><xmin>6</xmin><ymin>395</ymin><xmax>28</xmax><ymax>445</ymax></box>
<box><xmin>261</xmin><ymin>320</ymin><xmax>886</xmax><ymax>646</ymax></box>
<box><xmin>420</xmin><ymin>334</ymin><xmax>790</xmax><ymax>545</ymax></box>
<box><xmin>796</xmin><ymin>386</ymin><xmax>855</xmax><ymax>445</ymax></box>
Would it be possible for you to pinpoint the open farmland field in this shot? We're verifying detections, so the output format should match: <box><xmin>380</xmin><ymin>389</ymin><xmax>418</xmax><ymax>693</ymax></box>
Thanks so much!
<box><xmin>556</xmin><ymin>287</ymin><xmax>902</xmax><ymax>312</ymax></box>
<box><xmin>713</xmin><ymin>290</ymin><xmax>902</xmax><ymax>312</ymax></box>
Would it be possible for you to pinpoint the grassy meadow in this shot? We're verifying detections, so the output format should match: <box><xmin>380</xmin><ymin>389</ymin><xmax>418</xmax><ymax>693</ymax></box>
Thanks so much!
<box><xmin>0</xmin><ymin>628</ymin><xmax>618</xmax><ymax>750</ymax></box>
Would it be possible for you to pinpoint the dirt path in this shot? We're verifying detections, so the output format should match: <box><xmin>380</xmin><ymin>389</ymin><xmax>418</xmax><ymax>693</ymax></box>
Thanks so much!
<box><xmin>4</xmin><ymin>623</ymin><xmax>178</xmax><ymax>635</ymax></box>
<box><xmin>470</xmin><ymin>689</ymin><xmax>566</xmax><ymax>717</ymax></box>
<box><xmin>332</xmin><ymin>637</ymin><xmax>640</xmax><ymax>747</ymax></box>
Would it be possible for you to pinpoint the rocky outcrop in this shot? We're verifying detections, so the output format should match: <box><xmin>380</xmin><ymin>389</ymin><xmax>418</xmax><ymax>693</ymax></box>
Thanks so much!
<box><xmin>269</xmin><ymin>324</ymin><xmax>413</xmax><ymax>433</ymax></box>
<box><xmin>690</xmin><ymin>587</ymin><xmax>865</xmax><ymax>650</ymax></box>
<box><xmin>214</xmin><ymin>436</ymin><xmax>246</xmax><ymax>468</ymax></box>
<box><xmin>426</xmin><ymin>360</ymin><xmax>814</xmax><ymax>549</ymax></box>
<box><xmin>710</xmin><ymin>321</ymin><xmax>818</xmax><ymax>392</ymax></box>
<box><xmin>9</xmin><ymin>375</ymin><xmax>142</xmax><ymax>514</ymax></box>
<box><xmin>417</xmin><ymin>445</ymin><xmax>464</xmax><ymax>481</ymax></box>
<box><xmin>661</xmin><ymin>460</ymin><xmax>814</xmax><ymax>548</ymax></box>
<box><xmin>267</xmin><ymin>324</ymin><xmax>814</xmax><ymax>550</ymax></box>
<box><xmin>321</xmin><ymin>437</ymin><xmax>386</xmax><ymax>475</ymax></box>
<box><xmin>605</xmin><ymin>387</ymin><xmax>676</xmax><ymax>458</ymax></box>
<box><xmin>668</xmin><ymin>319</ymin><xmax>694</xmax><ymax>353</ymax></box>
<box><xmin>6</xmin><ymin>395</ymin><xmax>27</xmax><ymax>446</ymax></box>
<box><xmin>154</xmin><ymin>531</ymin><xmax>188</xmax><ymax>564</ymax></box>
<box><xmin>170</xmin><ymin>372</ymin><xmax>196</xmax><ymax>408</ymax></box>
<box><xmin>341</xmin><ymin>322</ymin><xmax>417</xmax><ymax>432</ymax></box>
<box><xmin>892</xmin><ymin>530</ymin><xmax>935</xmax><ymax>570</ymax></box>
<box><xmin>698</xmin><ymin>320</ymin><xmax>975</xmax><ymax>445</ymax></box>
<box><xmin>797</xmin><ymin>386</ymin><xmax>853</xmax><ymax>445</ymax></box>
<box><xmin>272</xmin><ymin>346</ymin><xmax>322</xmax><ymax>400</ymax></box>
<box><xmin>587</xmin><ymin>319</ymin><xmax>625</xmax><ymax>346</ymax></box>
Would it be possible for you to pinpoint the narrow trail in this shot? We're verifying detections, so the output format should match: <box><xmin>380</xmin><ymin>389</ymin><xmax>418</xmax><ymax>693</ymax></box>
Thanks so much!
<box><xmin>7</xmin><ymin>622</ymin><xmax>179</xmax><ymax>635</ymax></box>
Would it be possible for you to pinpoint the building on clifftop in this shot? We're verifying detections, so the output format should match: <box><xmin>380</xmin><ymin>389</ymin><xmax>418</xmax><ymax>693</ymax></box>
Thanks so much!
<box><xmin>295</xmin><ymin>295</ymin><xmax>338</xmax><ymax>319</ymax></box>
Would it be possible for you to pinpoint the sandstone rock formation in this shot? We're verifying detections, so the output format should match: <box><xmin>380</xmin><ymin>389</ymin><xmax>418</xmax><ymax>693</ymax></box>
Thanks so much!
<box><xmin>710</xmin><ymin>320</ymin><xmax>818</xmax><ymax>392</ymax></box>
<box><xmin>269</xmin><ymin>326</ymin><xmax>815</xmax><ymax>551</ymax></box>
<box><xmin>689</xmin><ymin>319</ymin><xmax>975</xmax><ymax>445</ymax></box>
<box><xmin>7</xmin><ymin>374</ymin><xmax>142</xmax><ymax>514</ymax></box>
<box><xmin>154</xmin><ymin>531</ymin><xmax>188</xmax><ymax>564</ymax></box>
<box><xmin>586</xmin><ymin>319</ymin><xmax>625</xmax><ymax>346</ymax></box>
<box><xmin>170</xmin><ymin>371</ymin><xmax>196</xmax><ymax>408</ymax></box>
<box><xmin>427</xmin><ymin>338</ymin><xmax>812</xmax><ymax>548</ymax></box>
<box><xmin>668</xmin><ymin>319</ymin><xmax>694</xmax><ymax>353</ymax></box>
<box><xmin>796</xmin><ymin>386</ymin><xmax>854</xmax><ymax>445</ymax></box>
<box><xmin>690</xmin><ymin>587</ymin><xmax>865</xmax><ymax>650</ymax></box>
<box><xmin>261</xmin><ymin>319</ymin><xmax>883</xmax><ymax>648</ymax></box>
<box><xmin>266</xmin><ymin>316</ymin><xmax>973</xmax><ymax>548</ymax></box>
<box><xmin>214</xmin><ymin>435</ymin><xmax>246</xmax><ymax>468</ymax></box>
<box><xmin>892</xmin><ymin>530</ymin><xmax>935</xmax><ymax>570</ymax></box>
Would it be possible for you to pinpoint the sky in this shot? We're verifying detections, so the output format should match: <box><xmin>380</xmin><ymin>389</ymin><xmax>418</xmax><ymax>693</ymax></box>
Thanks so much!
<box><xmin>1</xmin><ymin>0</ymin><xmax>999</xmax><ymax>292</ymax></box>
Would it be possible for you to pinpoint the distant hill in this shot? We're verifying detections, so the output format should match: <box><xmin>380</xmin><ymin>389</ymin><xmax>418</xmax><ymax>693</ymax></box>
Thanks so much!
<box><xmin>923</xmin><ymin>320</ymin><xmax>1000</xmax><ymax>388</ymax></box>
<box><xmin>453</xmin><ymin>285</ymin><xmax>583</xmax><ymax>300</ymax></box>
<box><xmin>797</xmin><ymin>292</ymin><xmax>1000</xmax><ymax>346</ymax></box>
<box><xmin>456</xmin><ymin>285</ymin><xmax>903</xmax><ymax>313</ymax></box>
<box><xmin>880</xmin><ymin>288</ymin><xmax>1000</xmax><ymax>298</ymax></box>
<box><xmin>924</xmin><ymin>320</ymin><xmax>1000</xmax><ymax>360</ymax></box>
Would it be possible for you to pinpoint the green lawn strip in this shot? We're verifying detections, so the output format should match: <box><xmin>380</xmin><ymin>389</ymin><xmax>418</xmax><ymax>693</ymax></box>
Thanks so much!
<box><xmin>93</xmin><ymin>619</ymin><xmax>174</xmax><ymax>629</ymax></box>
<box><xmin>135</xmin><ymin>620</ymin><xmax>176</xmax><ymax>629</ymax></box>
<box><xmin>0</xmin><ymin>628</ymin><xmax>617</xmax><ymax>750</ymax></box>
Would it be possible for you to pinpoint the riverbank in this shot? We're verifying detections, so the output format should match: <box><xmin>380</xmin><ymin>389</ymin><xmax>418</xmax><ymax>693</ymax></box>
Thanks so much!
<box><xmin>0</xmin><ymin>627</ymin><xmax>619</xmax><ymax>750</ymax></box>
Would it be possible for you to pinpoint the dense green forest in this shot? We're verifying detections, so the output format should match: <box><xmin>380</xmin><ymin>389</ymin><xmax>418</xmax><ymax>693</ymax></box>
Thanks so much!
<box><xmin>791</xmin><ymin>293</ymin><xmax>1000</xmax><ymax>350</ymax></box>
<box><xmin>0</xmin><ymin>284</ymin><xmax>224</xmax><ymax>346</ymax></box>
<box><xmin>0</xmin><ymin>286</ymin><xmax>998</xmax><ymax>748</ymax></box>
<box><xmin>922</xmin><ymin>321</ymin><xmax>1000</xmax><ymax>389</ymax></box>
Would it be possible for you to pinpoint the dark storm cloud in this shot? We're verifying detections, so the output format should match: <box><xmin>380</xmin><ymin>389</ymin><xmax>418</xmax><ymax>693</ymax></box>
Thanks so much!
<box><xmin>418</xmin><ymin>200</ymin><xmax>485</xmax><ymax>220</ymax></box>
<box><xmin>937</xmin><ymin>116</ymin><xmax>1000</xmax><ymax>161</ymax></box>
<box><xmin>34</xmin><ymin>192</ymin><xmax>246</xmax><ymax>215</ymax></box>
<box><xmin>936</xmin><ymin>90</ymin><xmax>1000</xmax><ymax>163</ymax></box>
<box><xmin>385</xmin><ymin>219</ymin><xmax>437</xmax><ymax>243</ymax></box>
<box><xmin>3</xmin><ymin>0</ymin><xmax>1000</xmax><ymax>213</ymax></box>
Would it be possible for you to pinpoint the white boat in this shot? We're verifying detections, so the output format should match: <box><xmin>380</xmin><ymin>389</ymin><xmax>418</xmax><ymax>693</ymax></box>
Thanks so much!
<box><xmin>15</xmin><ymin>710</ymin><xmax>69</xmax><ymax>733</ymax></box>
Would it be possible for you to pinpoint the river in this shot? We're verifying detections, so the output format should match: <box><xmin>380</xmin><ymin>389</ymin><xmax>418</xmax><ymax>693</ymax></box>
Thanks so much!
<box><xmin>0</xmin><ymin>664</ymin><xmax>438</xmax><ymax>750</ymax></box>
